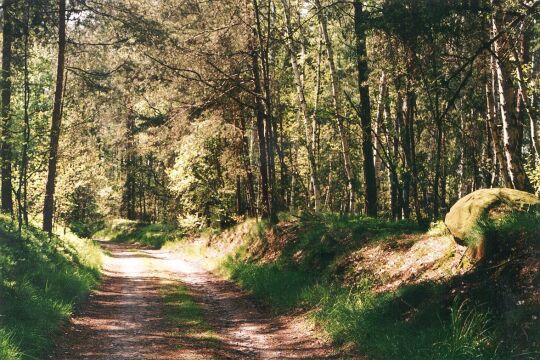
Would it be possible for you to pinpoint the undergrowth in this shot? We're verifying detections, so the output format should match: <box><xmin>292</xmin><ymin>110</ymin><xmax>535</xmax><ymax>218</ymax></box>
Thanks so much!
<box><xmin>0</xmin><ymin>215</ymin><xmax>102</xmax><ymax>359</ymax></box>
<box><xmin>95</xmin><ymin>219</ymin><xmax>182</xmax><ymax>248</ymax></box>
<box><xmin>215</xmin><ymin>212</ymin><xmax>535</xmax><ymax>359</ymax></box>
<box><xmin>106</xmin><ymin>211</ymin><xmax>539</xmax><ymax>359</ymax></box>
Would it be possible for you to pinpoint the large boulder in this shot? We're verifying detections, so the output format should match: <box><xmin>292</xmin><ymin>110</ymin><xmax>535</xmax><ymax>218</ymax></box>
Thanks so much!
<box><xmin>444</xmin><ymin>188</ymin><xmax>540</xmax><ymax>260</ymax></box>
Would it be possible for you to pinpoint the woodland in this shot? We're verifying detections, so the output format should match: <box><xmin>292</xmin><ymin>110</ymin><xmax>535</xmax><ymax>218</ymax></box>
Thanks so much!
<box><xmin>0</xmin><ymin>0</ymin><xmax>539</xmax><ymax>359</ymax></box>
<box><xmin>0</xmin><ymin>0</ymin><xmax>536</xmax><ymax>230</ymax></box>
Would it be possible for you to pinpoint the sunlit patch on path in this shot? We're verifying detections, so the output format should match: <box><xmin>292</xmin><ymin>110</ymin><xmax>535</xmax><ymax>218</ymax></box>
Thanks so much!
<box><xmin>51</xmin><ymin>241</ymin><xmax>343</xmax><ymax>359</ymax></box>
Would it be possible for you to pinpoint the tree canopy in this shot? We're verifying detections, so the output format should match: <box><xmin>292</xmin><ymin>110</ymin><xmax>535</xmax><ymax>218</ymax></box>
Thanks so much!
<box><xmin>0</xmin><ymin>0</ymin><xmax>538</xmax><ymax>232</ymax></box>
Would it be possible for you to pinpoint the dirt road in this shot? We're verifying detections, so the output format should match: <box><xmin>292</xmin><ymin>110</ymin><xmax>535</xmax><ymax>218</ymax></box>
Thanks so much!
<box><xmin>51</xmin><ymin>242</ymin><xmax>341</xmax><ymax>359</ymax></box>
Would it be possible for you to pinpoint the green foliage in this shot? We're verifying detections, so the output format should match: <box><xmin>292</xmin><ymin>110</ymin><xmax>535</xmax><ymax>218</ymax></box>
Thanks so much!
<box><xmin>221</xmin><ymin>213</ymin><xmax>421</xmax><ymax>311</ymax></box>
<box><xmin>440</xmin><ymin>299</ymin><xmax>493</xmax><ymax>359</ymax></box>
<box><xmin>63</xmin><ymin>184</ymin><xmax>105</xmax><ymax>237</ymax></box>
<box><xmin>0</xmin><ymin>329</ymin><xmax>20</xmax><ymax>360</ymax></box>
<box><xmin>161</xmin><ymin>283</ymin><xmax>211</xmax><ymax>335</ymax></box>
<box><xmin>525</xmin><ymin>162</ymin><xmax>540</xmax><ymax>194</ymax></box>
<box><xmin>223</xmin><ymin>254</ymin><xmax>500</xmax><ymax>359</ymax></box>
<box><xmin>486</xmin><ymin>206</ymin><xmax>540</xmax><ymax>237</ymax></box>
<box><xmin>215</xmin><ymin>215</ymin><xmax>507</xmax><ymax>359</ymax></box>
<box><xmin>168</xmin><ymin>119</ymin><xmax>240</xmax><ymax>230</ymax></box>
<box><xmin>465</xmin><ymin>205</ymin><xmax>540</xmax><ymax>258</ymax></box>
<box><xmin>282</xmin><ymin>212</ymin><xmax>420</xmax><ymax>270</ymax></box>
<box><xmin>96</xmin><ymin>219</ymin><xmax>182</xmax><ymax>248</ymax></box>
<box><xmin>0</xmin><ymin>216</ymin><xmax>101</xmax><ymax>359</ymax></box>
<box><xmin>428</xmin><ymin>220</ymin><xmax>451</xmax><ymax>236</ymax></box>
<box><xmin>222</xmin><ymin>260</ymin><xmax>319</xmax><ymax>311</ymax></box>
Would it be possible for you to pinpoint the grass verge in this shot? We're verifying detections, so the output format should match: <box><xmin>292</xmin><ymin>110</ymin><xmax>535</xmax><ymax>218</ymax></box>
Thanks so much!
<box><xmin>106</xmin><ymin>211</ymin><xmax>539</xmax><ymax>359</ymax></box>
<box><xmin>0</xmin><ymin>215</ymin><xmax>102</xmax><ymax>359</ymax></box>
<box><xmin>95</xmin><ymin>219</ymin><xmax>182</xmax><ymax>248</ymax></box>
<box><xmin>191</xmin><ymin>212</ymin><xmax>537</xmax><ymax>359</ymax></box>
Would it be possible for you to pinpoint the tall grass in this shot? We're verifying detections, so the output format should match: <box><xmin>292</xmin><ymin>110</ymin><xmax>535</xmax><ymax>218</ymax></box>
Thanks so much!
<box><xmin>105</xmin><ymin>211</ymin><xmax>538</xmax><ymax>359</ymax></box>
<box><xmin>440</xmin><ymin>299</ymin><xmax>493</xmax><ymax>359</ymax></box>
<box><xmin>216</xmin><ymin>214</ymin><xmax>504</xmax><ymax>359</ymax></box>
<box><xmin>0</xmin><ymin>215</ymin><xmax>102</xmax><ymax>359</ymax></box>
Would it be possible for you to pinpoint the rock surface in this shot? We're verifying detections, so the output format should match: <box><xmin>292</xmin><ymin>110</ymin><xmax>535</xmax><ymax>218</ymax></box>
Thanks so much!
<box><xmin>444</xmin><ymin>188</ymin><xmax>539</xmax><ymax>259</ymax></box>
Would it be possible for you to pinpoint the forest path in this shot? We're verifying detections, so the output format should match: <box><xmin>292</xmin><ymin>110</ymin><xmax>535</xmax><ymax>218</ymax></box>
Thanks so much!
<box><xmin>51</xmin><ymin>241</ymin><xmax>342</xmax><ymax>359</ymax></box>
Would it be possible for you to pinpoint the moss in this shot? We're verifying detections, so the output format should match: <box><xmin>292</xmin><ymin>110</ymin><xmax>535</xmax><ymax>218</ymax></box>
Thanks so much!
<box><xmin>445</xmin><ymin>189</ymin><xmax>540</xmax><ymax>260</ymax></box>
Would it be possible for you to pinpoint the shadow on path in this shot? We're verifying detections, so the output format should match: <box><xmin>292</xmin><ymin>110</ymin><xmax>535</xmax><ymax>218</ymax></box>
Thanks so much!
<box><xmin>51</xmin><ymin>242</ymin><xmax>351</xmax><ymax>359</ymax></box>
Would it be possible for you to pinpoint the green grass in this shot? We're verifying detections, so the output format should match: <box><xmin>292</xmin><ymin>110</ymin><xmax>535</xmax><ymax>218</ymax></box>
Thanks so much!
<box><xmin>215</xmin><ymin>213</ymin><xmax>533</xmax><ymax>359</ymax></box>
<box><xmin>0</xmin><ymin>215</ymin><xmax>102</xmax><ymax>359</ymax></box>
<box><xmin>268</xmin><ymin>212</ymin><xmax>420</xmax><ymax>273</ymax></box>
<box><xmin>161</xmin><ymin>283</ymin><xmax>214</xmax><ymax>336</ymax></box>
<box><xmin>222</xmin><ymin>255</ymin><xmax>498</xmax><ymax>359</ymax></box>
<box><xmin>105</xmin><ymin>211</ymin><xmax>539</xmax><ymax>359</ymax></box>
<box><xmin>96</xmin><ymin>219</ymin><xmax>183</xmax><ymax>248</ymax></box>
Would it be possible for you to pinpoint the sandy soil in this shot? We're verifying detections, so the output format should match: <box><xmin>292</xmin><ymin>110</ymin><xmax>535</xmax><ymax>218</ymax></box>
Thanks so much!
<box><xmin>50</xmin><ymin>242</ymin><xmax>345</xmax><ymax>359</ymax></box>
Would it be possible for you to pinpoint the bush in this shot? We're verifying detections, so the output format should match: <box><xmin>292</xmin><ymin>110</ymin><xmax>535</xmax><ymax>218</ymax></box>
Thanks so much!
<box><xmin>63</xmin><ymin>184</ymin><xmax>105</xmax><ymax>237</ymax></box>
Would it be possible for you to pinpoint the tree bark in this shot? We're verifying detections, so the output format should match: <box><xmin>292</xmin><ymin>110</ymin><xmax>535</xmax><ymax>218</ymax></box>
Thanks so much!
<box><xmin>491</xmin><ymin>5</ymin><xmax>533</xmax><ymax>191</ymax></box>
<box><xmin>395</xmin><ymin>89</ymin><xmax>411</xmax><ymax>219</ymax></box>
<box><xmin>374</xmin><ymin>72</ymin><xmax>387</xmax><ymax>178</ymax></box>
<box><xmin>251</xmin><ymin>49</ymin><xmax>272</xmax><ymax>219</ymax></box>
<box><xmin>280</xmin><ymin>0</ymin><xmax>321</xmax><ymax>211</ymax></box>
<box><xmin>43</xmin><ymin>0</ymin><xmax>67</xmax><ymax>234</ymax></box>
<box><xmin>18</xmin><ymin>1</ymin><xmax>31</xmax><ymax>228</ymax></box>
<box><xmin>531</xmin><ymin>53</ymin><xmax>540</xmax><ymax>162</ymax></box>
<box><xmin>314</xmin><ymin>0</ymin><xmax>355</xmax><ymax>212</ymax></box>
<box><xmin>511</xmin><ymin>34</ymin><xmax>540</xmax><ymax>161</ymax></box>
<box><xmin>122</xmin><ymin>114</ymin><xmax>137</xmax><ymax>220</ymax></box>
<box><xmin>354</xmin><ymin>0</ymin><xmax>377</xmax><ymax>216</ymax></box>
<box><xmin>239</xmin><ymin>113</ymin><xmax>257</xmax><ymax>217</ymax></box>
<box><xmin>1</xmin><ymin>0</ymin><xmax>14</xmax><ymax>214</ymax></box>
<box><xmin>390</xmin><ymin>91</ymin><xmax>402</xmax><ymax>220</ymax></box>
<box><xmin>433</xmin><ymin>115</ymin><xmax>443</xmax><ymax>219</ymax></box>
<box><xmin>252</xmin><ymin>0</ymin><xmax>277</xmax><ymax>214</ymax></box>
<box><xmin>486</xmin><ymin>67</ymin><xmax>511</xmax><ymax>187</ymax></box>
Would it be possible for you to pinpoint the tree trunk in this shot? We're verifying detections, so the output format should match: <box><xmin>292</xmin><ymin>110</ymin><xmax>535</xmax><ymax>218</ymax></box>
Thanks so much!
<box><xmin>354</xmin><ymin>0</ymin><xmax>377</xmax><ymax>216</ymax></box>
<box><xmin>441</xmin><ymin>135</ymin><xmax>447</xmax><ymax>212</ymax></box>
<box><xmin>43</xmin><ymin>0</ymin><xmax>67</xmax><ymax>234</ymax></box>
<box><xmin>486</xmin><ymin>68</ymin><xmax>511</xmax><ymax>187</ymax></box>
<box><xmin>314</xmin><ymin>0</ymin><xmax>355</xmax><ymax>212</ymax></box>
<box><xmin>531</xmin><ymin>53</ymin><xmax>540</xmax><ymax>162</ymax></box>
<box><xmin>390</xmin><ymin>92</ymin><xmax>402</xmax><ymax>220</ymax></box>
<box><xmin>492</xmin><ymin>6</ymin><xmax>533</xmax><ymax>191</ymax></box>
<box><xmin>402</xmin><ymin>85</ymin><xmax>422</xmax><ymax>221</ymax></box>
<box><xmin>433</xmin><ymin>123</ymin><xmax>443</xmax><ymax>219</ymax></box>
<box><xmin>400</xmin><ymin>49</ymin><xmax>423</xmax><ymax>222</ymax></box>
<box><xmin>512</xmin><ymin>34</ymin><xmax>540</xmax><ymax>161</ymax></box>
<box><xmin>1</xmin><ymin>0</ymin><xmax>14</xmax><ymax>214</ymax></box>
<box><xmin>395</xmin><ymin>90</ymin><xmax>410</xmax><ymax>219</ymax></box>
<box><xmin>280</xmin><ymin>0</ymin><xmax>321</xmax><ymax>211</ymax></box>
<box><xmin>239</xmin><ymin>113</ymin><xmax>257</xmax><ymax>217</ymax></box>
<box><xmin>374</xmin><ymin>72</ymin><xmax>387</xmax><ymax>179</ymax></box>
<box><xmin>313</xmin><ymin>33</ymin><xmax>322</xmax><ymax>166</ymax></box>
<box><xmin>19</xmin><ymin>2</ymin><xmax>31</xmax><ymax>228</ymax></box>
<box><xmin>458</xmin><ymin>111</ymin><xmax>466</xmax><ymax>198</ymax></box>
<box><xmin>251</xmin><ymin>49</ymin><xmax>272</xmax><ymax>219</ymax></box>
<box><xmin>123</xmin><ymin>118</ymin><xmax>137</xmax><ymax>220</ymax></box>
<box><xmin>252</xmin><ymin>0</ymin><xmax>277</xmax><ymax>214</ymax></box>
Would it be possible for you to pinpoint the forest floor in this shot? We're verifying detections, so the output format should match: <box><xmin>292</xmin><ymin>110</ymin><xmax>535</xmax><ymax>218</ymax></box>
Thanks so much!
<box><xmin>50</xmin><ymin>241</ymin><xmax>343</xmax><ymax>360</ymax></box>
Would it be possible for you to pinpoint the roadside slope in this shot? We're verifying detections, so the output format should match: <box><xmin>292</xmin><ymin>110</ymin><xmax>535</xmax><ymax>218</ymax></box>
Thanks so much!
<box><xmin>0</xmin><ymin>216</ymin><xmax>101</xmax><ymax>359</ymax></box>
<box><xmin>166</xmin><ymin>213</ymin><xmax>539</xmax><ymax>359</ymax></box>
